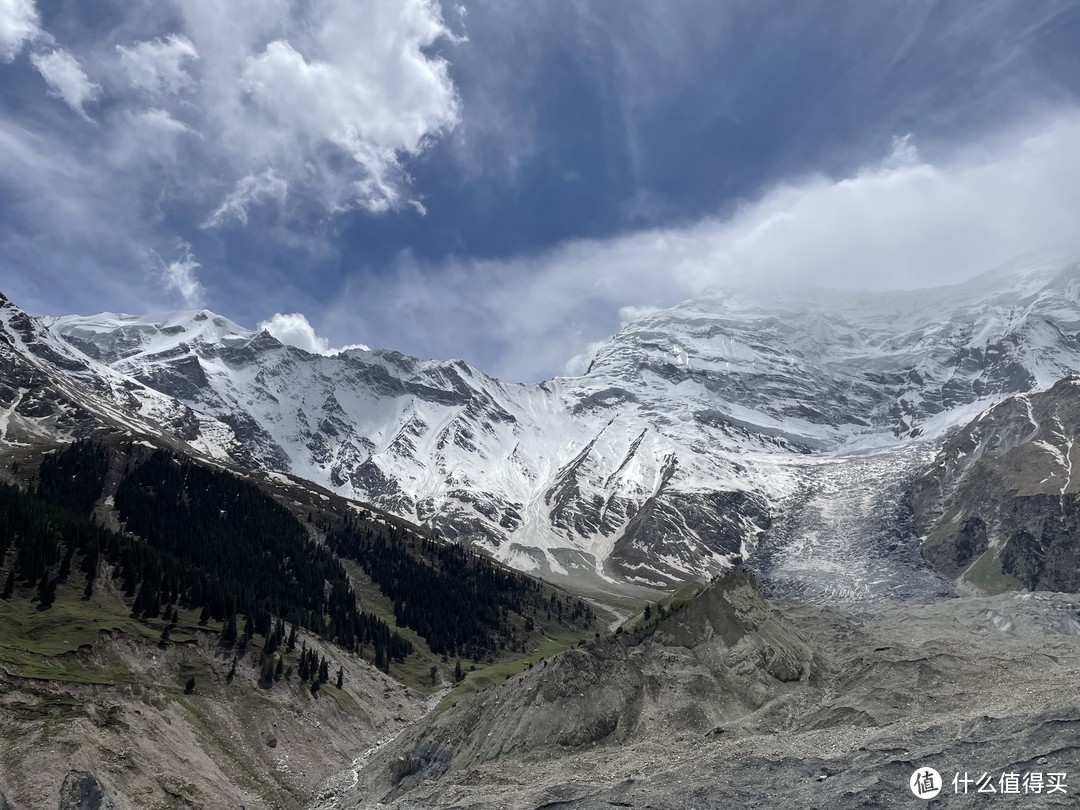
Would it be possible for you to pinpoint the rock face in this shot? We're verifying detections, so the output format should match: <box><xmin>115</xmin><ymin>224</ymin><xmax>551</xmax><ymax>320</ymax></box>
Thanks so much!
<box><xmin>331</xmin><ymin>580</ymin><xmax>1080</xmax><ymax>810</ymax></box>
<box><xmin>0</xmin><ymin>632</ymin><xmax>427</xmax><ymax>810</ymax></box>
<box><xmin>3</xmin><ymin>257</ymin><xmax>1079</xmax><ymax>588</ymax></box>
<box><xmin>913</xmin><ymin>376</ymin><xmax>1080</xmax><ymax>593</ymax></box>
<box><xmin>58</xmin><ymin>772</ymin><xmax>114</xmax><ymax>810</ymax></box>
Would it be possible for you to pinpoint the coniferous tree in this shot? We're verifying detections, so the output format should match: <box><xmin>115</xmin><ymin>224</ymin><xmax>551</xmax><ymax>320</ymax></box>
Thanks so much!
<box><xmin>159</xmin><ymin>625</ymin><xmax>171</xmax><ymax>648</ymax></box>
<box><xmin>310</xmin><ymin>679</ymin><xmax>321</xmax><ymax>697</ymax></box>
<box><xmin>198</xmin><ymin>605</ymin><xmax>210</xmax><ymax>626</ymax></box>
<box><xmin>184</xmin><ymin>677</ymin><xmax>196</xmax><ymax>695</ymax></box>
<box><xmin>318</xmin><ymin>657</ymin><xmax>329</xmax><ymax>684</ymax></box>
<box><xmin>287</xmin><ymin>624</ymin><xmax>297</xmax><ymax>651</ymax></box>
<box><xmin>36</xmin><ymin>576</ymin><xmax>57</xmax><ymax>610</ymax></box>
<box><xmin>2</xmin><ymin>568</ymin><xmax>14</xmax><ymax>600</ymax></box>
<box><xmin>259</xmin><ymin>654</ymin><xmax>275</xmax><ymax>688</ymax></box>
<box><xmin>336</xmin><ymin>666</ymin><xmax>343</xmax><ymax>689</ymax></box>
<box><xmin>454</xmin><ymin>660</ymin><xmax>464</xmax><ymax>682</ymax></box>
<box><xmin>221</xmin><ymin>615</ymin><xmax>238</xmax><ymax>647</ymax></box>
<box><xmin>57</xmin><ymin>544</ymin><xmax>74</xmax><ymax>583</ymax></box>
<box><xmin>275</xmin><ymin>656</ymin><xmax>284</xmax><ymax>682</ymax></box>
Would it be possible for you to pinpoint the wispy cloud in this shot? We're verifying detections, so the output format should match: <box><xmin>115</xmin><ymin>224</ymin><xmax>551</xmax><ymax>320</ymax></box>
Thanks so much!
<box><xmin>116</xmin><ymin>34</ymin><xmax>199</xmax><ymax>96</ymax></box>
<box><xmin>203</xmin><ymin>170</ymin><xmax>288</xmax><ymax>228</ymax></box>
<box><xmin>30</xmin><ymin>48</ymin><xmax>100</xmax><ymax>119</ymax></box>
<box><xmin>163</xmin><ymin>245</ymin><xmax>204</xmax><ymax>307</ymax></box>
<box><xmin>0</xmin><ymin>0</ymin><xmax>40</xmax><ymax>61</ymax></box>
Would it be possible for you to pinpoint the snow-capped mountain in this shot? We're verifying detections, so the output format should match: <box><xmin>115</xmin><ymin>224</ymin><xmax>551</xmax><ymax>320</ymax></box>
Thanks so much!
<box><xmin>10</xmin><ymin>257</ymin><xmax>1080</xmax><ymax>589</ymax></box>
<box><xmin>0</xmin><ymin>293</ymin><xmax>248</xmax><ymax>461</ymax></box>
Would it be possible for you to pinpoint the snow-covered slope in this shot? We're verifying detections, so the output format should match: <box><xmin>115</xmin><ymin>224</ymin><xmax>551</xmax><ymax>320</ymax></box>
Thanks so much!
<box><xmin>23</xmin><ymin>257</ymin><xmax>1080</xmax><ymax>589</ymax></box>
<box><xmin>0</xmin><ymin>293</ymin><xmax>248</xmax><ymax>461</ymax></box>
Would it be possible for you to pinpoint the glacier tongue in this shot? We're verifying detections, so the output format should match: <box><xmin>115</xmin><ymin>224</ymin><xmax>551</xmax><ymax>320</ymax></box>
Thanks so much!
<box><xmin>753</xmin><ymin>445</ymin><xmax>956</xmax><ymax>604</ymax></box>
<box><xmin>19</xmin><ymin>257</ymin><xmax>1080</xmax><ymax>591</ymax></box>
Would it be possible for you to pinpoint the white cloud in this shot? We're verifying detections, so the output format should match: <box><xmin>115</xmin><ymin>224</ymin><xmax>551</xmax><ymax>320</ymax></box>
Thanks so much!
<box><xmin>164</xmin><ymin>248</ymin><xmax>204</xmax><ymax>307</ymax></box>
<box><xmin>618</xmin><ymin>305</ymin><xmax>661</xmax><ymax>326</ymax></box>
<box><xmin>258</xmin><ymin>312</ymin><xmax>369</xmax><ymax>355</ymax></box>
<box><xmin>30</xmin><ymin>48</ymin><xmax>101</xmax><ymax>118</ymax></box>
<box><xmin>203</xmin><ymin>169</ymin><xmax>288</xmax><ymax>228</ymax></box>
<box><xmin>329</xmin><ymin>110</ymin><xmax>1080</xmax><ymax>382</ymax></box>
<box><xmin>177</xmin><ymin>0</ymin><xmax>459</xmax><ymax>219</ymax></box>
<box><xmin>116</xmin><ymin>34</ymin><xmax>199</xmax><ymax>96</ymax></box>
<box><xmin>0</xmin><ymin>0</ymin><xmax>40</xmax><ymax>61</ymax></box>
<box><xmin>563</xmin><ymin>340</ymin><xmax>607</xmax><ymax>377</ymax></box>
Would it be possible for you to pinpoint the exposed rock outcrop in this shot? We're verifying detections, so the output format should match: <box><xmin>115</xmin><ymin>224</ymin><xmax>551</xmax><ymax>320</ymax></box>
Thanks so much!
<box><xmin>913</xmin><ymin>376</ymin><xmax>1080</xmax><ymax>593</ymax></box>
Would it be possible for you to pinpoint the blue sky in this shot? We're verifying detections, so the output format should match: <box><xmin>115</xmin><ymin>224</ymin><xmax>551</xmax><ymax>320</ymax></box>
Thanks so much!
<box><xmin>2</xmin><ymin>0</ymin><xmax>1080</xmax><ymax>380</ymax></box>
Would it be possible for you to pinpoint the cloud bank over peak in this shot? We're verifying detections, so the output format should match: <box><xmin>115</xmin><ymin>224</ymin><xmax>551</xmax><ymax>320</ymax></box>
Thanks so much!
<box><xmin>259</xmin><ymin>312</ymin><xmax>369</xmax><ymax>356</ymax></box>
<box><xmin>328</xmin><ymin>109</ymin><xmax>1080</xmax><ymax>382</ymax></box>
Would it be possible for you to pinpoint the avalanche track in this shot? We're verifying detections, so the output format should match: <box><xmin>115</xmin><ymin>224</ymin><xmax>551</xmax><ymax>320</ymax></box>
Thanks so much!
<box><xmin>753</xmin><ymin>444</ymin><xmax>957</xmax><ymax>605</ymax></box>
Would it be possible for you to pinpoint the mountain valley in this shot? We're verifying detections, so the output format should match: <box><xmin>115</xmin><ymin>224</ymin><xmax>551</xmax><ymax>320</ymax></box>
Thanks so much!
<box><xmin>3</xmin><ymin>257</ymin><xmax>1080</xmax><ymax>808</ymax></box>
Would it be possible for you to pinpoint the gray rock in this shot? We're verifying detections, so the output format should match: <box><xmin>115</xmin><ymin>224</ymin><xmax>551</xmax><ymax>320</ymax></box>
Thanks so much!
<box><xmin>58</xmin><ymin>772</ymin><xmax>114</xmax><ymax>810</ymax></box>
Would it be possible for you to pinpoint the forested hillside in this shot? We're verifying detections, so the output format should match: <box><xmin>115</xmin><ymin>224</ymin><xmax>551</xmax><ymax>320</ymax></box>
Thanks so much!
<box><xmin>2</xmin><ymin>440</ymin><xmax>596</xmax><ymax>676</ymax></box>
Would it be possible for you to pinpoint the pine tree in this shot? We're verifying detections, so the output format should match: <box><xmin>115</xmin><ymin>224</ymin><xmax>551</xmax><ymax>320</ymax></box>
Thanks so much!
<box><xmin>184</xmin><ymin>677</ymin><xmax>196</xmax><ymax>695</ymax></box>
<box><xmin>310</xmin><ymin>679</ymin><xmax>321</xmax><ymax>697</ymax></box>
<box><xmin>198</xmin><ymin>605</ymin><xmax>210</xmax><ymax>626</ymax></box>
<box><xmin>37</xmin><ymin>576</ymin><xmax>57</xmax><ymax>610</ymax></box>
<box><xmin>287</xmin><ymin>624</ymin><xmax>297</xmax><ymax>651</ymax></box>
<box><xmin>221</xmin><ymin>615</ymin><xmax>238</xmax><ymax>647</ymax></box>
<box><xmin>242</xmin><ymin>614</ymin><xmax>254</xmax><ymax>642</ymax></box>
<box><xmin>275</xmin><ymin>656</ymin><xmax>284</xmax><ymax>682</ymax></box>
<box><xmin>57</xmin><ymin>545</ymin><xmax>74</xmax><ymax>583</ymax></box>
<box><xmin>454</xmin><ymin>660</ymin><xmax>464</xmax><ymax>682</ymax></box>
<box><xmin>259</xmin><ymin>654</ymin><xmax>275</xmax><ymax>688</ymax></box>
<box><xmin>336</xmin><ymin>666</ymin><xmax>343</xmax><ymax>689</ymax></box>
<box><xmin>159</xmin><ymin>625</ymin><xmax>171</xmax><ymax>648</ymax></box>
<box><xmin>2</xmin><ymin>568</ymin><xmax>15</xmax><ymax>600</ymax></box>
<box><xmin>429</xmin><ymin>665</ymin><xmax>438</xmax><ymax>686</ymax></box>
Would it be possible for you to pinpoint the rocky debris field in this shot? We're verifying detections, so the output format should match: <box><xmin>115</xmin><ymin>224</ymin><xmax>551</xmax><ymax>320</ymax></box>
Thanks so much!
<box><xmin>328</xmin><ymin>575</ymin><xmax>1080</xmax><ymax>809</ymax></box>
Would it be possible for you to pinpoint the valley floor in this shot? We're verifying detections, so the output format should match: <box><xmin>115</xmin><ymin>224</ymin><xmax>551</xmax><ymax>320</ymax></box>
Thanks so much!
<box><xmin>337</xmin><ymin>591</ymin><xmax>1080</xmax><ymax>809</ymax></box>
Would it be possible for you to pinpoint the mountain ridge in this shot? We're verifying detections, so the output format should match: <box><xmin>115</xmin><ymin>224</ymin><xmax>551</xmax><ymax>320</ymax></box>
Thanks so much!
<box><xmin>5</xmin><ymin>256</ymin><xmax>1080</xmax><ymax>590</ymax></box>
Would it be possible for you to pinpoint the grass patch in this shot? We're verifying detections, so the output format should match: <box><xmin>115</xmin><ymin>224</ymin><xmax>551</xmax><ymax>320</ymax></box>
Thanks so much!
<box><xmin>961</xmin><ymin>549</ymin><xmax>1024</xmax><ymax>594</ymax></box>
<box><xmin>0</xmin><ymin>576</ymin><xmax>220</xmax><ymax>684</ymax></box>
<box><xmin>438</xmin><ymin>626</ymin><xmax>596</xmax><ymax>712</ymax></box>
